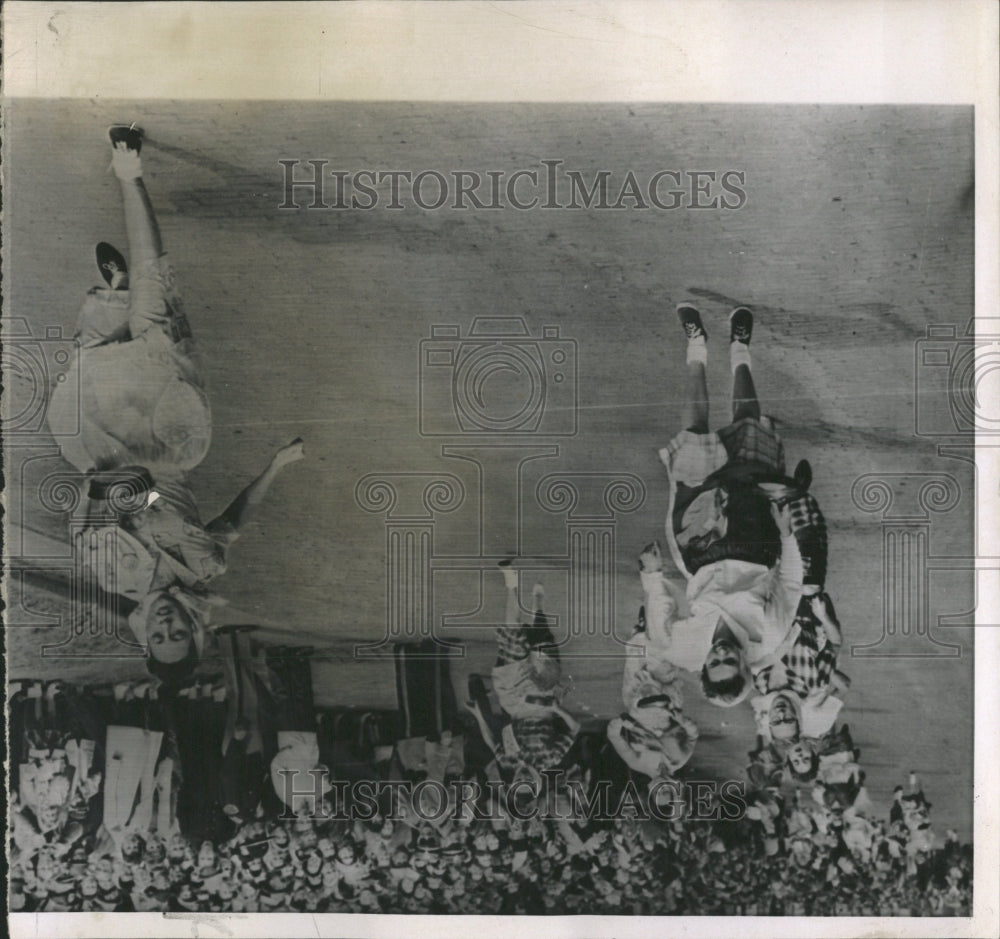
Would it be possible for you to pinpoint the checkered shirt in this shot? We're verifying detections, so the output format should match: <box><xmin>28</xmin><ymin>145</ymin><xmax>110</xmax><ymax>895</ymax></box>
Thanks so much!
<box><xmin>786</xmin><ymin>493</ymin><xmax>829</xmax><ymax>588</ymax></box>
<box><xmin>717</xmin><ymin>416</ymin><xmax>786</xmax><ymax>474</ymax></box>
<box><xmin>497</xmin><ymin>717</ymin><xmax>575</xmax><ymax>773</ymax></box>
<box><xmin>495</xmin><ymin>625</ymin><xmax>531</xmax><ymax>665</ymax></box>
<box><xmin>755</xmin><ymin>616</ymin><xmax>838</xmax><ymax>697</ymax></box>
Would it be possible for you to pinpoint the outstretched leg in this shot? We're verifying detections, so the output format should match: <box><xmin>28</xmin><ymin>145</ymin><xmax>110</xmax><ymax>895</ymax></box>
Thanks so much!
<box><xmin>207</xmin><ymin>438</ymin><xmax>305</xmax><ymax>534</ymax></box>
<box><xmin>729</xmin><ymin>307</ymin><xmax>761</xmax><ymax>421</ymax></box>
<box><xmin>108</xmin><ymin>125</ymin><xmax>185</xmax><ymax>342</ymax></box>
<box><xmin>677</xmin><ymin>304</ymin><xmax>710</xmax><ymax>432</ymax></box>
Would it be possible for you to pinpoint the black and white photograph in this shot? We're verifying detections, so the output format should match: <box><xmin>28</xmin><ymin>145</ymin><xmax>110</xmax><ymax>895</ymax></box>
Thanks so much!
<box><xmin>3</xmin><ymin>3</ymin><xmax>998</xmax><ymax>937</ymax></box>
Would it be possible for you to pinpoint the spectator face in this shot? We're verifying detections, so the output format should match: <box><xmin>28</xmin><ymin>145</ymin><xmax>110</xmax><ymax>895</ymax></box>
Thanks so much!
<box><xmin>298</xmin><ymin>829</ymin><xmax>318</xmax><ymax>851</ymax></box>
<box><xmin>337</xmin><ymin>844</ymin><xmax>356</xmax><ymax>865</ymax></box>
<box><xmin>311</xmin><ymin>837</ymin><xmax>331</xmax><ymax>859</ymax></box>
<box><xmin>146</xmin><ymin>595</ymin><xmax>194</xmax><ymax>664</ymax></box>
<box><xmin>199</xmin><ymin>842</ymin><xmax>218</xmax><ymax>869</ymax></box>
<box><xmin>704</xmin><ymin>641</ymin><xmax>741</xmax><ymax>684</ymax></box>
<box><xmin>38</xmin><ymin>803</ymin><xmax>63</xmax><ymax>830</ymax></box>
<box><xmin>787</xmin><ymin>742</ymin><xmax>814</xmax><ymax>774</ymax></box>
<box><xmin>768</xmin><ymin>694</ymin><xmax>801</xmax><ymax>742</ymax></box>
<box><xmin>145</xmin><ymin>835</ymin><xmax>166</xmax><ymax>864</ymax></box>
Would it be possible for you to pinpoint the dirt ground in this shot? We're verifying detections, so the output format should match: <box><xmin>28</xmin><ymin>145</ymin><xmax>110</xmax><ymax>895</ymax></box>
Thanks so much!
<box><xmin>3</xmin><ymin>99</ymin><xmax>975</xmax><ymax>838</ymax></box>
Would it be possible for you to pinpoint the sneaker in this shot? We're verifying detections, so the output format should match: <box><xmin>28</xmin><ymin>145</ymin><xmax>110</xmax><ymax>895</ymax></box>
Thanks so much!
<box><xmin>676</xmin><ymin>304</ymin><xmax>707</xmax><ymax>341</ymax></box>
<box><xmin>729</xmin><ymin>307</ymin><xmax>753</xmax><ymax>345</ymax></box>
<box><xmin>108</xmin><ymin>123</ymin><xmax>143</xmax><ymax>154</ymax></box>
<box><xmin>96</xmin><ymin>242</ymin><xmax>128</xmax><ymax>289</ymax></box>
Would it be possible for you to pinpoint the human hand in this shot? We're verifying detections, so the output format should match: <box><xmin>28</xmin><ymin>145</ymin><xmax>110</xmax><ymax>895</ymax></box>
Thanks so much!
<box><xmin>809</xmin><ymin>593</ymin><xmax>838</xmax><ymax>625</ymax></box>
<box><xmin>770</xmin><ymin>502</ymin><xmax>793</xmax><ymax>536</ymax></box>
<box><xmin>273</xmin><ymin>437</ymin><xmax>306</xmax><ymax>469</ymax></box>
<box><xmin>639</xmin><ymin>541</ymin><xmax>663</xmax><ymax>573</ymax></box>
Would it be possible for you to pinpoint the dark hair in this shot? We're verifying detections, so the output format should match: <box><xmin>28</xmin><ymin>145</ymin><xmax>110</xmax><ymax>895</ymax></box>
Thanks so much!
<box><xmin>786</xmin><ymin>749</ymin><xmax>820</xmax><ymax>782</ymax></box>
<box><xmin>146</xmin><ymin>643</ymin><xmax>199</xmax><ymax>686</ymax></box>
<box><xmin>122</xmin><ymin>834</ymin><xmax>146</xmax><ymax>864</ymax></box>
<box><xmin>700</xmin><ymin>665</ymin><xmax>748</xmax><ymax>705</ymax></box>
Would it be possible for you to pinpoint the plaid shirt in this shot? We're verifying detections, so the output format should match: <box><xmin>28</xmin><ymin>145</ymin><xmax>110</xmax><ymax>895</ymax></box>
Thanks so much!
<box><xmin>497</xmin><ymin>717</ymin><xmax>575</xmax><ymax>773</ymax></box>
<box><xmin>755</xmin><ymin>616</ymin><xmax>838</xmax><ymax>697</ymax></box>
<box><xmin>786</xmin><ymin>493</ymin><xmax>828</xmax><ymax>588</ymax></box>
<box><xmin>495</xmin><ymin>625</ymin><xmax>531</xmax><ymax>664</ymax></box>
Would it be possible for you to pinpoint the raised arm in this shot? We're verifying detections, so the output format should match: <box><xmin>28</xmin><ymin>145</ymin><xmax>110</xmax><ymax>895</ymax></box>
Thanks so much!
<box><xmin>638</xmin><ymin>542</ymin><xmax>678</xmax><ymax>649</ymax></box>
<box><xmin>771</xmin><ymin>503</ymin><xmax>804</xmax><ymax>628</ymax></box>
<box><xmin>207</xmin><ymin>438</ymin><xmax>304</xmax><ymax>534</ymax></box>
<box><xmin>810</xmin><ymin>593</ymin><xmax>843</xmax><ymax>647</ymax></box>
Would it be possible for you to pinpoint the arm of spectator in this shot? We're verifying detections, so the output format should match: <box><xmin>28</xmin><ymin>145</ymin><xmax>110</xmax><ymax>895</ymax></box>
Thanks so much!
<box><xmin>551</xmin><ymin>704</ymin><xmax>581</xmax><ymax>737</ymax></box>
<box><xmin>606</xmin><ymin>718</ymin><xmax>646</xmax><ymax>775</ymax></box>
<box><xmin>770</xmin><ymin>504</ymin><xmax>804</xmax><ymax>630</ymax></box>
<box><xmin>555</xmin><ymin>818</ymin><xmax>588</xmax><ymax>856</ymax></box>
<box><xmin>640</xmin><ymin>569</ymin><xmax>679</xmax><ymax>649</ymax></box>
<box><xmin>465</xmin><ymin>699</ymin><xmax>499</xmax><ymax>753</ymax></box>
<box><xmin>810</xmin><ymin>593</ymin><xmax>843</xmax><ymax>647</ymax></box>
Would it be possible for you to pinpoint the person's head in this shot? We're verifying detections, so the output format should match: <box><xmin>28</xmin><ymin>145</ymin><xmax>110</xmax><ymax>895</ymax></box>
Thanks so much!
<box><xmin>38</xmin><ymin>805</ymin><xmax>62</xmax><ymax>831</ymax></box>
<box><xmin>268</xmin><ymin>824</ymin><xmax>290</xmax><ymax>848</ymax></box>
<box><xmin>168</xmin><ymin>833</ymin><xmax>189</xmax><ymax>860</ymax></box>
<box><xmin>701</xmin><ymin>639</ymin><xmax>751</xmax><ymax>707</ymax></box>
<box><xmin>144</xmin><ymin>591</ymin><xmax>196</xmax><ymax>665</ymax></box>
<box><xmin>80</xmin><ymin>874</ymin><xmax>99</xmax><ymax>899</ymax></box>
<box><xmin>198</xmin><ymin>841</ymin><xmax>218</xmax><ymax>870</ymax></box>
<box><xmin>317</xmin><ymin>837</ymin><xmax>337</xmax><ymax>860</ymax></box>
<box><xmin>768</xmin><ymin>693</ymin><xmax>801</xmax><ymax>742</ymax></box>
<box><xmin>336</xmin><ymin>842</ymin><xmax>357</xmax><ymax>866</ymax></box>
<box><xmin>121</xmin><ymin>833</ymin><xmax>146</xmax><ymax>864</ymax></box>
<box><xmin>786</xmin><ymin>742</ymin><xmax>819</xmax><ymax>781</ymax></box>
<box><xmin>144</xmin><ymin>834</ymin><xmax>166</xmax><ymax>865</ymax></box>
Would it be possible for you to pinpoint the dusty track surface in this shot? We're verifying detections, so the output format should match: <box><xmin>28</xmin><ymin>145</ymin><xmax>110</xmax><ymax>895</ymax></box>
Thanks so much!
<box><xmin>3</xmin><ymin>100</ymin><xmax>975</xmax><ymax>837</ymax></box>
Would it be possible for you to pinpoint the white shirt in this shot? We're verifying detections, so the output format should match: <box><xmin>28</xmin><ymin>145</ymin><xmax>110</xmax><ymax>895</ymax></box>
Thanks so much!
<box><xmin>642</xmin><ymin>532</ymin><xmax>804</xmax><ymax>673</ymax></box>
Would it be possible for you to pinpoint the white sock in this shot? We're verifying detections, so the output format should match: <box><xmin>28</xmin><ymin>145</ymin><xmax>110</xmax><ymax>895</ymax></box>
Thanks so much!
<box><xmin>686</xmin><ymin>337</ymin><xmax>707</xmax><ymax>365</ymax></box>
<box><xmin>730</xmin><ymin>342</ymin><xmax>751</xmax><ymax>373</ymax></box>
<box><xmin>111</xmin><ymin>147</ymin><xmax>143</xmax><ymax>180</ymax></box>
<box><xmin>501</xmin><ymin>567</ymin><xmax>518</xmax><ymax>590</ymax></box>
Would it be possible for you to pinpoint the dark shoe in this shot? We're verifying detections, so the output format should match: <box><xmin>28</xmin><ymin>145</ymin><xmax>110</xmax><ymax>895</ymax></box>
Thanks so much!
<box><xmin>793</xmin><ymin>459</ymin><xmax>812</xmax><ymax>491</ymax></box>
<box><xmin>108</xmin><ymin>123</ymin><xmax>143</xmax><ymax>153</ymax></box>
<box><xmin>676</xmin><ymin>304</ymin><xmax>707</xmax><ymax>341</ymax></box>
<box><xmin>96</xmin><ymin>242</ymin><xmax>128</xmax><ymax>289</ymax></box>
<box><xmin>729</xmin><ymin>307</ymin><xmax>753</xmax><ymax>345</ymax></box>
